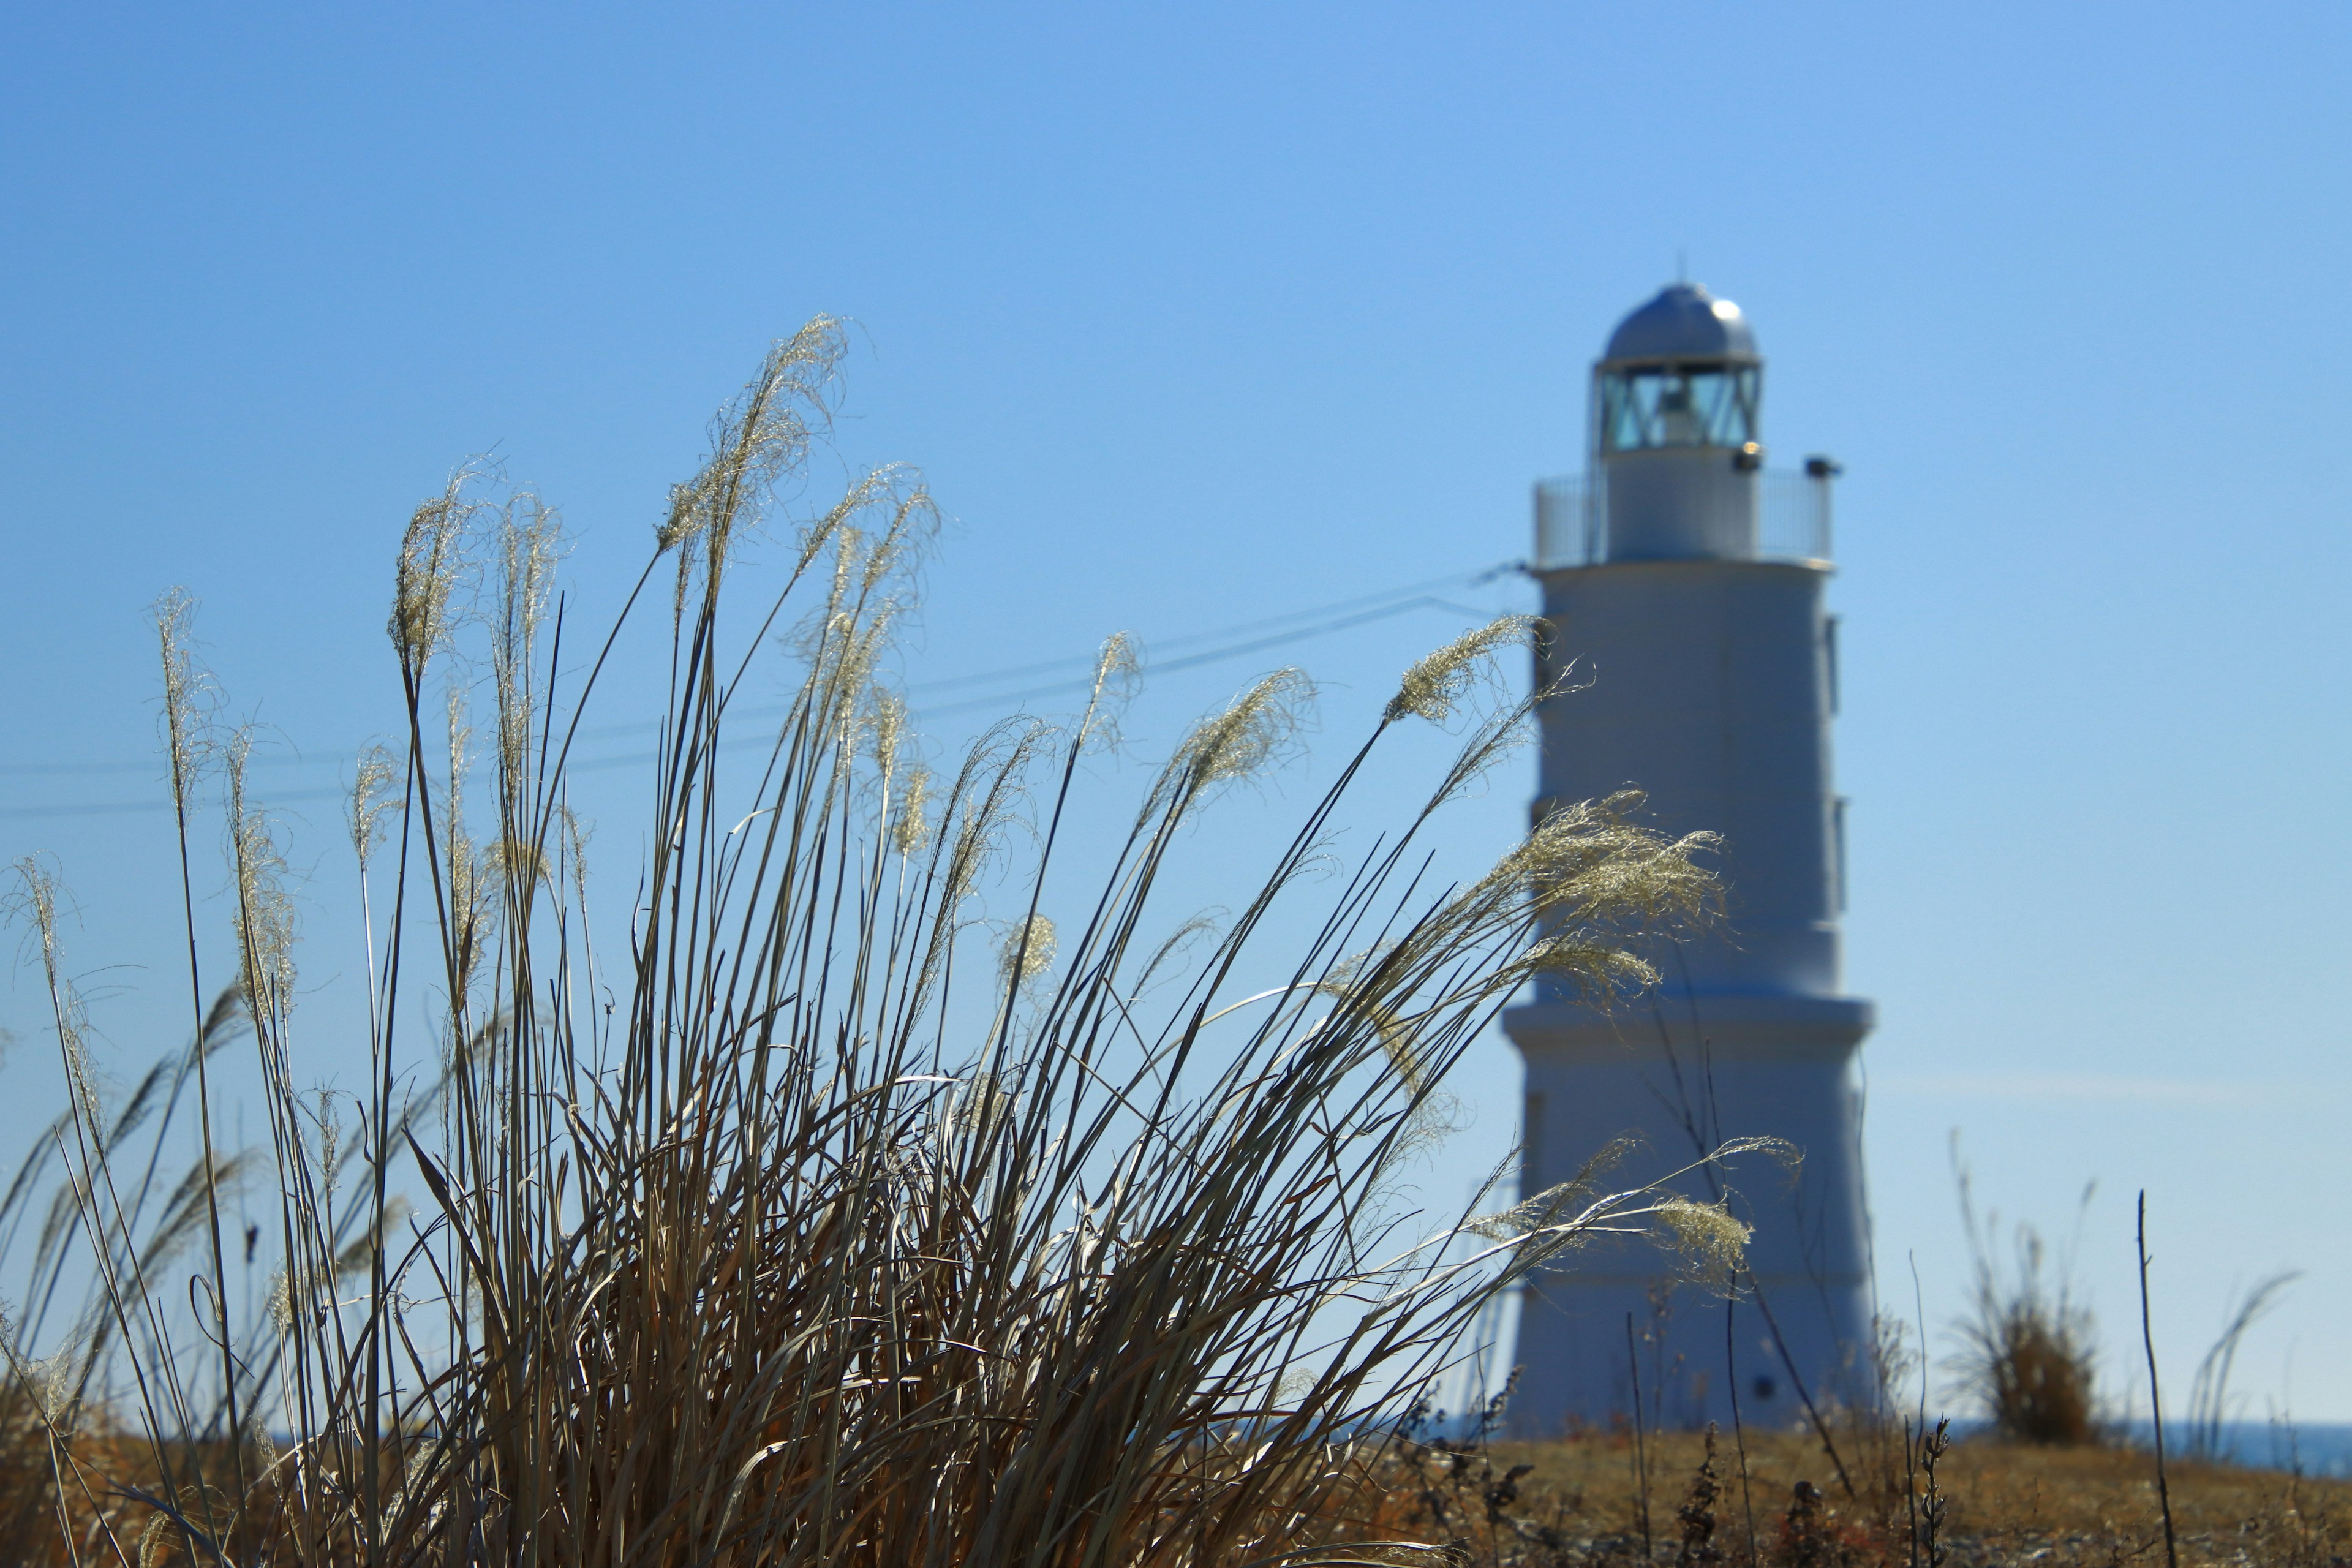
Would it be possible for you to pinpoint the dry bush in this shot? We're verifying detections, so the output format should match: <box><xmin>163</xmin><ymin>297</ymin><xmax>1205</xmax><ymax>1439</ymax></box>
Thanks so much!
<box><xmin>0</xmin><ymin>319</ymin><xmax>1745</xmax><ymax>1566</ymax></box>
<box><xmin>1950</xmin><ymin>1156</ymin><xmax>2101</xmax><ymax>1447</ymax></box>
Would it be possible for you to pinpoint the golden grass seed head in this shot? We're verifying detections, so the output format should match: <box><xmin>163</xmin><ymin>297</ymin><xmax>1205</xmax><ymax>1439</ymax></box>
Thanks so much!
<box><xmin>871</xmin><ymin>687</ymin><xmax>909</xmax><ymax>778</ymax></box>
<box><xmin>1380</xmin><ymin>1088</ymin><xmax>1466</xmax><ymax>1172</ymax></box>
<box><xmin>487</xmin><ymin>835</ymin><xmax>549</xmax><ymax>893</ymax></box>
<box><xmin>150</xmin><ymin>587</ymin><xmax>215</xmax><ymax>810</ymax></box>
<box><xmin>560</xmin><ymin>804</ymin><xmax>592</xmax><ymax>909</ymax></box>
<box><xmin>347</xmin><ymin>742</ymin><xmax>401</xmax><ymax>873</ymax></box>
<box><xmin>998</xmin><ymin>913</ymin><xmax>1057</xmax><ymax>987</ymax></box>
<box><xmin>1465</xmin><ymin>1137</ymin><xmax>1637</xmax><ymax>1242</ymax></box>
<box><xmin>858</xmin><ymin>475</ymin><xmax>938</xmax><ymax>597</ymax></box>
<box><xmin>1310</xmin><ymin>958</ymin><xmax>1425</xmax><ymax>1092</ymax></box>
<box><xmin>658</xmin><ymin>317</ymin><xmax>847</xmax><ymax>565</ymax></box>
<box><xmin>655</xmin><ymin>478</ymin><xmax>702</xmax><ymax>554</ymax></box>
<box><xmin>1079</xmin><ymin>631</ymin><xmax>1141</xmax><ymax>752</ymax></box>
<box><xmin>390</xmin><ymin>469</ymin><xmax>480</xmax><ymax>674</ymax></box>
<box><xmin>315</xmin><ymin>1089</ymin><xmax>341</xmax><ymax>1209</ymax></box>
<box><xmin>137</xmin><ymin>1487</ymin><xmax>232</xmax><ymax>1568</ymax></box>
<box><xmin>892</xmin><ymin>764</ymin><xmax>932</xmax><ymax>856</ymax></box>
<box><xmin>1655</xmin><ymin>1197</ymin><xmax>1751</xmax><ymax>1283</ymax></box>
<box><xmin>247</xmin><ymin>1409</ymin><xmax>278</xmax><ymax>1471</ymax></box>
<box><xmin>1169</xmin><ymin>667</ymin><xmax>1313</xmax><ymax>797</ymax></box>
<box><xmin>225</xmin><ymin>732</ymin><xmax>296</xmax><ymax>1025</ymax></box>
<box><xmin>1386</xmin><ymin>614</ymin><xmax>1538</xmax><ymax>725</ymax></box>
<box><xmin>1502</xmin><ymin>793</ymin><xmax>1720</xmax><ymax>929</ymax></box>
<box><xmin>489</xmin><ymin>492</ymin><xmax>562</xmax><ymax>786</ymax></box>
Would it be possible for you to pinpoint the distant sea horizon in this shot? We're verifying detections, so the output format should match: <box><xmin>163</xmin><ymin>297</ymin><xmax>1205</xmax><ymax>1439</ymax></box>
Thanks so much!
<box><xmin>1426</xmin><ymin>1409</ymin><xmax>2352</xmax><ymax>1476</ymax></box>
<box><xmin>2117</xmin><ymin>1420</ymin><xmax>2352</xmax><ymax>1478</ymax></box>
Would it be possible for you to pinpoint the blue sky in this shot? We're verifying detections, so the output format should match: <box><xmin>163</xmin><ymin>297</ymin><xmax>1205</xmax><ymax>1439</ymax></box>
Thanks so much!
<box><xmin>4</xmin><ymin>2</ymin><xmax>2350</xmax><ymax>1419</ymax></box>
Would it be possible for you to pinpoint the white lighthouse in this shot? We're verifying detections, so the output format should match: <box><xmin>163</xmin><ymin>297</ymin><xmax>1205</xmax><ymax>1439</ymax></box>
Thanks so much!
<box><xmin>1504</xmin><ymin>282</ymin><xmax>1875</xmax><ymax>1433</ymax></box>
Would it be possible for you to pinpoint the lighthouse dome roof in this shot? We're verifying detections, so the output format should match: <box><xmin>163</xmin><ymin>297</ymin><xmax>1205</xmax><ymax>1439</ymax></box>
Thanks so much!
<box><xmin>1602</xmin><ymin>282</ymin><xmax>1760</xmax><ymax>366</ymax></box>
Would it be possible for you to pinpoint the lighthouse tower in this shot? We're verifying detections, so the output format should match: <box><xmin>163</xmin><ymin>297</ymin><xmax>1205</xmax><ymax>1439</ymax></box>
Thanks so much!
<box><xmin>1503</xmin><ymin>283</ymin><xmax>1874</xmax><ymax>1433</ymax></box>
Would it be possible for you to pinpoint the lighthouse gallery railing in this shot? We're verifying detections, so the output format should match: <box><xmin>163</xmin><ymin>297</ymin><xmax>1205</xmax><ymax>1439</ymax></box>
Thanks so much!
<box><xmin>1532</xmin><ymin>469</ymin><xmax>1835</xmax><ymax>570</ymax></box>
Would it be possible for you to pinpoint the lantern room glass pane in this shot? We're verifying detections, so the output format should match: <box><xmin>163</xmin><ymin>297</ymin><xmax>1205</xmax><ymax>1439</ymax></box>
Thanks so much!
<box><xmin>1599</xmin><ymin>365</ymin><xmax>1761</xmax><ymax>453</ymax></box>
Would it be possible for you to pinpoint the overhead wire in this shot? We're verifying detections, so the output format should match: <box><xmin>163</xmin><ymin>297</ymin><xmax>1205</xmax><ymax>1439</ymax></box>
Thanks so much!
<box><xmin>0</xmin><ymin>560</ymin><xmax>1525</xmax><ymax>821</ymax></box>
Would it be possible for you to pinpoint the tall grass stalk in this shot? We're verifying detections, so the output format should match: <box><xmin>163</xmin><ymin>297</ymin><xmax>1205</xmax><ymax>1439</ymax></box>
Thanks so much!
<box><xmin>4</xmin><ymin>318</ymin><xmax>1747</xmax><ymax>1566</ymax></box>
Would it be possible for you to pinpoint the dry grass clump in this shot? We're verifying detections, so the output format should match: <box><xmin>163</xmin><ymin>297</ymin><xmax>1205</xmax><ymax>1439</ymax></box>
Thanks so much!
<box><xmin>1951</xmin><ymin>1163</ymin><xmax>2103</xmax><ymax>1447</ymax></box>
<box><xmin>0</xmin><ymin>318</ymin><xmax>1738</xmax><ymax>1565</ymax></box>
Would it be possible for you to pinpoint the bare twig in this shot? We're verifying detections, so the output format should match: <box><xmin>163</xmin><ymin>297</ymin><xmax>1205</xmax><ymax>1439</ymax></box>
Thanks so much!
<box><xmin>2139</xmin><ymin>1190</ymin><xmax>2179</xmax><ymax>1568</ymax></box>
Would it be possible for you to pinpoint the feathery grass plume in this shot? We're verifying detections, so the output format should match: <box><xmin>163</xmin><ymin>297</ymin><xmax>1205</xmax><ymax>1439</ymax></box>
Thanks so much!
<box><xmin>657</xmin><ymin>317</ymin><xmax>845</xmax><ymax>552</ymax></box>
<box><xmin>486</xmin><ymin>835</ymin><xmax>550</xmax><ymax>894</ymax></box>
<box><xmin>1079</xmin><ymin>630</ymin><xmax>1141</xmax><ymax>751</ymax></box>
<box><xmin>1507</xmin><ymin>792</ymin><xmax>1720</xmax><ymax>997</ymax></box>
<box><xmin>262</xmin><ymin>1270</ymin><xmax>292</xmax><ymax>1335</ymax></box>
<box><xmin>1466</xmin><ymin>1137</ymin><xmax>1638</xmax><ymax>1242</ymax></box>
<box><xmin>224</xmin><ymin>732</ymin><xmax>295</xmax><ymax>1027</ymax></box>
<box><xmin>560</xmin><ymin>802</ymin><xmax>592</xmax><ymax>913</ymax></box>
<box><xmin>1376</xmin><ymin>1088</ymin><xmax>1469</xmax><ymax>1181</ymax></box>
<box><xmin>137</xmin><ymin>1483</ymin><xmax>231</xmax><ymax>1568</ymax></box>
<box><xmin>314</xmin><ymin>1090</ymin><xmax>342</xmax><ymax>1212</ymax></box>
<box><xmin>27</xmin><ymin>1178</ymin><xmax>86</xmax><ymax>1301</ymax></box>
<box><xmin>1129</xmin><ymin>908</ymin><xmax>1224</xmax><ymax>998</ymax></box>
<box><xmin>150</xmin><ymin>588</ymin><xmax>212</xmax><ymax>813</ymax></box>
<box><xmin>488</xmin><ymin>491</ymin><xmax>562</xmax><ymax>794</ymax></box>
<box><xmin>1386</xmin><ymin>614</ymin><xmax>1539</xmax><ymax>725</ymax></box>
<box><xmin>1311</xmin><ymin>952</ymin><xmax>1425</xmax><ymax>1091</ymax></box>
<box><xmin>1654</xmin><ymin>1197</ymin><xmax>1752</xmax><ymax>1283</ymax></box>
<box><xmin>930</xmin><ymin>718</ymin><xmax>1050</xmax><ymax>915</ymax></box>
<box><xmin>802</xmin><ymin>527</ymin><xmax>903</xmax><ymax>711</ymax></box>
<box><xmin>1161</xmin><ymin>665</ymin><xmax>1314</xmax><ymax>806</ymax></box>
<box><xmin>21</xmin><ymin>1347</ymin><xmax>78</xmax><ymax>1429</ymax></box>
<box><xmin>1415</xmin><ymin>680</ymin><xmax>1544</xmax><ymax>818</ymax></box>
<box><xmin>891</xmin><ymin>763</ymin><xmax>932</xmax><ymax>856</ymax></box>
<box><xmin>440</xmin><ymin>684</ymin><xmax>484</xmax><ymax>1001</ymax></box>
<box><xmin>153</xmin><ymin>589</ymin><xmax>246</xmax><ymax>1525</ymax></box>
<box><xmin>846</xmin><ymin>466</ymin><xmax>939</xmax><ymax>597</ymax></box>
<box><xmin>658</xmin><ymin>318</ymin><xmax>848</xmax><ymax>618</ymax></box>
<box><xmin>389</xmin><ymin>466</ymin><xmax>481</xmax><ymax>678</ymax></box>
<box><xmin>346</xmin><ymin>742</ymin><xmax>400</xmax><ymax>874</ymax></box>
<box><xmin>104</xmin><ymin>1058</ymin><xmax>175</xmax><ymax>1155</ymax></box>
<box><xmin>8</xmin><ymin>860</ymin><xmax>103</xmax><ymax>1132</ymax></box>
<box><xmin>998</xmin><ymin>913</ymin><xmax>1058</xmax><ymax>988</ymax></box>
<box><xmin>870</xmin><ymin>684</ymin><xmax>909</xmax><ymax>780</ymax></box>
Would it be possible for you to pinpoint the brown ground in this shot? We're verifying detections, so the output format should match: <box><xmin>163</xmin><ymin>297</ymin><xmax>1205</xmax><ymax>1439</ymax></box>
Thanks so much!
<box><xmin>1341</xmin><ymin>1428</ymin><xmax>2352</xmax><ymax>1567</ymax></box>
<box><xmin>12</xmin><ymin>1419</ymin><xmax>2350</xmax><ymax>1564</ymax></box>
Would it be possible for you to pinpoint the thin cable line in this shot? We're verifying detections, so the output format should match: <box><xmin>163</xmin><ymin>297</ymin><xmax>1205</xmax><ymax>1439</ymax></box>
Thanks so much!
<box><xmin>1</xmin><ymin>562</ymin><xmax>1521</xmax><ymax>820</ymax></box>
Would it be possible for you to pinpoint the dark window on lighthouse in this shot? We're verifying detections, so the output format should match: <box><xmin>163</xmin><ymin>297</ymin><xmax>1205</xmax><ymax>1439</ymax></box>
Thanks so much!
<box><xmin>1825</xmin><ymin>614</ymin><xmax>1841</xmax><ymax>714</ymax></box>
<box><xmin>1834</xmin><ymin>799</ymin><xmax>1850</xmax><ymax>914</ymax></box>
<box><xmin>1523</xmin><ymin>1093</ymin><xmax>1545</xmax><ymax>1191</ymax></box>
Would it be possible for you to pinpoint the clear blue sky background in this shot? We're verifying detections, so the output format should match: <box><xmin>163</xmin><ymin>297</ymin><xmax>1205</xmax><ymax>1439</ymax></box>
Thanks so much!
<box><xmin>4</xmin><ymin>3</ymin><xmax>2350</xmax><ymax>1420</ymax></box>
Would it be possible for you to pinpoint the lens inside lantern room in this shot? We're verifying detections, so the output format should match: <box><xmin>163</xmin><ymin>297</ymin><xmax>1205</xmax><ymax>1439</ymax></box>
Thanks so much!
<box><xmin>1598</xmin><ymin>364</ymin><xmax>1761</xmax><ymax>451</ymax></box>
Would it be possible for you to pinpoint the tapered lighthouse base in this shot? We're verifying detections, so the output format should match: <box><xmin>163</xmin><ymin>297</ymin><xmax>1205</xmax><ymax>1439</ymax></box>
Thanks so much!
<box><xmin>1503</xmin><ymin>995</ymin><xmax>1877</xmax><ymax>1435</ymax></box>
